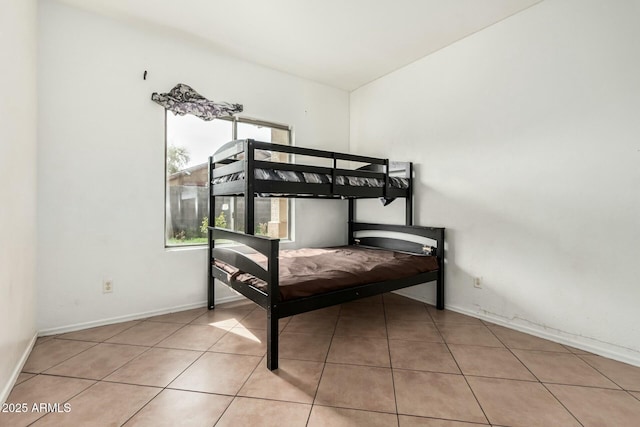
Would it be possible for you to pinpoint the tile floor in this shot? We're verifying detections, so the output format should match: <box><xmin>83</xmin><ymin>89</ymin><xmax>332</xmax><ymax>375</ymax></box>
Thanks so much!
<box><xmin>3</xmin><ymin>294</ymin><xmax>640</xmax><ymax>426</ymax></box>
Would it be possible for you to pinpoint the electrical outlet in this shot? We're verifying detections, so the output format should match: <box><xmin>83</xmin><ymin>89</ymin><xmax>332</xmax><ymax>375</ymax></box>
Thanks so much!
<box><xmin>473</xmin><ymin>277</ymin><xmax>482</xmax><ymax>289</ymax></box>
<box><xmin>103</xmin><ymin>279</ymin><xmax>113</xmax><ymax>293</ymax></box>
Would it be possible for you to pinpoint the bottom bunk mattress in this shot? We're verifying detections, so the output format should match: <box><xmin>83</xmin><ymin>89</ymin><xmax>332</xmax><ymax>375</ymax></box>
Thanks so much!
<box><xmin>214</xmin><ymin>245</ymin><xmax>438</xmax><ymax>301</ymax></box>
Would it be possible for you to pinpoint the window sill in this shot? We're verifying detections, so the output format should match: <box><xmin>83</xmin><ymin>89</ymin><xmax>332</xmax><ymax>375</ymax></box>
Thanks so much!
<box><xmin>164</xmin><ymin>244</ymin><xmax>207</xmax><ymax>252</ymax></box>
<box><xmin>165</xmin><ymin>239</ymin><xmax>294</xmax><ymax>252</ymax></box>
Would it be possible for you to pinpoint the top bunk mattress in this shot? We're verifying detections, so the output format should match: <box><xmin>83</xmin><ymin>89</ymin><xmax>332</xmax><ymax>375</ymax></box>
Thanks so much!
<box><xmin>214</xmin><ymin>245</ymin><xmax>438</xmax><ymax>301</ymax></box>
<box><xmin>212</xmin><ymin>169</ymin><xmax>409</xmax><ymax>190</ymax></box>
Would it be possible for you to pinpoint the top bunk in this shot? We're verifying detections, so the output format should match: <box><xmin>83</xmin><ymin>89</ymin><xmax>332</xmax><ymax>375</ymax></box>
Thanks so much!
<box><xmin>209</xmin><ymin>139</ymin><xmax>412</xmax><ymax>200</ymax></box>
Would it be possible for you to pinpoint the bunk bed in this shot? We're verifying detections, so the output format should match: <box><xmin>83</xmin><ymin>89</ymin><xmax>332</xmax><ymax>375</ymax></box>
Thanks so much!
<box><xmin>208</xmin><ymin>139</ymin><xmax>445</xmax><ymax>370</ymax></box>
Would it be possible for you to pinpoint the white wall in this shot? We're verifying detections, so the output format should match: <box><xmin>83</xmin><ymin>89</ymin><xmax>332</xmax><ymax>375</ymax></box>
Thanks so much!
<box><xmin>37</xmin><ymin>1</ymin><xmax>349</xmax><ymax>333</ymax></box>
<box><xmin>351</xmin><ymin>0</ymin><xmax>640</xmax><ymax>364</ymax></box>
<box><xmin>0</xmin><ymin>0</ymin><xmax>38</xmax><ymax>402</ymax></box>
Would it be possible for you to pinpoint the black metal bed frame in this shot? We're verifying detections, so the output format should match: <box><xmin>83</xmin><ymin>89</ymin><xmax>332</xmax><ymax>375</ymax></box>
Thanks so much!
<box><xmin>209</xmin><ymin>139</ymin><xmax>414</xmax><ymax>232</ymax></box>
<box><xmin>207</xmin><ymin>139</ymin><xmax>444</xmax><ymax>370</ymax></box>
<box><xmin>210</xmin><ymin>223</ymin><xmax>444</xmax><ymax>370</ymax></box>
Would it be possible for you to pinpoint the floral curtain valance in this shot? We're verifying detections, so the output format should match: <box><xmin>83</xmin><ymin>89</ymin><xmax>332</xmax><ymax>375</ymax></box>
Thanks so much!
<box><xmin>151</xmin><ymin>83</ymin><xmax>243</xmax><ymax>121</ymax></box>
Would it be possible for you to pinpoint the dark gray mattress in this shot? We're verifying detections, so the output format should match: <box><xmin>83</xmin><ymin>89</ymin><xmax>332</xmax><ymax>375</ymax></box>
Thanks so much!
<box><xmin>212</xmin><ymin>168</ymin><xmax>409</xmax><ymax>189</ymax></box>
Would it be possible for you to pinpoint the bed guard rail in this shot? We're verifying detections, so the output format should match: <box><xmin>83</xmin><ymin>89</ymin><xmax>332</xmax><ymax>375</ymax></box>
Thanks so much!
<box><xmin>209</xmin><ymin>227</ymin><xmax>280</xmax><ymax>309</ymax></box>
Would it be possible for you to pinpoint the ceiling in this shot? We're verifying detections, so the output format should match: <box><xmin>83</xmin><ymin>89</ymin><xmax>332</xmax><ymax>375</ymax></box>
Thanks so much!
<box><xmin>57</xmin><ymin>0</ymin><xmax>542</xmax><ymax>91</ymax></box>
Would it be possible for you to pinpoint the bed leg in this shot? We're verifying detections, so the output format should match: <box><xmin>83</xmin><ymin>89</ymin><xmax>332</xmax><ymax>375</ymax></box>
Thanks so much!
<box><xmin>436</xmin><ymin>272</ymin><xmax>445</xmax><ymax>310</ymax></box>
<box><xmin>208</xmin><ymin>275</ymin><xmax>215</xmax><ymax>310</ymax></box>
<box><xmin>266</xmin><ymin>308</ymin><xmax>279</xmax><ymax>370</ymax></box>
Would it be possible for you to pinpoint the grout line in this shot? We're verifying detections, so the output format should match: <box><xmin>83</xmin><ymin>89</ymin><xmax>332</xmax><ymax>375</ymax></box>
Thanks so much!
<box><xmin>575</xmin><ymin>353</ymin><xmax>637</xmax><ymax>393</ymax></box>
<box><xmin>30</xmin><ymin>339</ymin><xmax>100</xmax><ymax>375</ymax></box>
<box><xmin>118</xmin><ymin>329</ymin><xmax>228</xmax><ymax>425</ymax></box>
<box><xmin>20</xmin><ymin>298</ymin><xmax>639</xmax><ymax>426</ymax></box>
<box><xmin>485</xmin><ymin>327</ymin><xmax>541</xmax><ymax>382</ymax></box>
<box><xmin>305</xmin><ymin>401</ymin><xmax>397</xmax><ymax>415</ymax></box>
<box><xmin>27</xmin><ymin>376</ymin><xmax>101</xmax><ymax>426</ymax></box>
<box><xmin>306</xmin><ymin>303</ymin><xmax>342</xmax><ymax>426</ymax></box>
<box><xmin>538</xmin><ymin>382</ymin><xmax>585</xmax><ymax>427</ymax></box>
<box><xmin>119</xmin><ymin>301</ymin><xmax>255</xmax><ymax>425</ymax></box>
<box><xmin>486</xmin><ymin>326</ymin><xmax>586</xmax><ymax>427</ymax></box>
<box><xmin>433</xmin><ymin>320</ymin><xmax>491</xmax><ymax>425</ymax></box>
<box><xmin>56</xmin><ymin>318</ymin><xmax>141</xmax><ymax>342</ymax></box>
<box><xmin>382</xmin><ymin>296</ymin><xmax>401</xmax><ymax>426</ymax></box>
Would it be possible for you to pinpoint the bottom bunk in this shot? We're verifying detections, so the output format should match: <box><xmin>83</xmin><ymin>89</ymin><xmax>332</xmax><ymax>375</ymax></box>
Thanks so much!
<box><xmin>208</xmin><ymin>222</ymin><xmax>445</xmax><ymax>370</ymax></box>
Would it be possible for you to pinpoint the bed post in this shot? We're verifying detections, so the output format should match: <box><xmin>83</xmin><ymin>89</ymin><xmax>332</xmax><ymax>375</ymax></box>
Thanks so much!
<box><xmin>244</xmin><ymin>139</ymin><xmax>255</xmax><ymax>235</ymax></box>
<box><xmin>208</xmin><ymin>155</ymin><xmax>215</xmax><ymax>310</ymax></box>
<box><xmin>436</xmin><ymin>228</ymin><xmax>445</xmax><ymax>310</ymax></box>
<box><xmin>266</xmin><ymin>239</ymin><xmax>280</xmax><ymax>370</ymax></box>
<box><xmin>348</xmin><ymin>199</ymin><xmax>355</xmax><ymax>245</ymax></box>
<box><xmin>406</xmin><ymin>162</ymin><xmax>413</xmax><ymax>226</ymax></box>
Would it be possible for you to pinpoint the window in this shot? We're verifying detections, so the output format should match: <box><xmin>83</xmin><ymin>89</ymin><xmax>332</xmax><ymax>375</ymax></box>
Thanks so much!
<box><xmin>165</xmin><ymin>113</ymin><xmax>291</xmax><ymax>247</ymax></box>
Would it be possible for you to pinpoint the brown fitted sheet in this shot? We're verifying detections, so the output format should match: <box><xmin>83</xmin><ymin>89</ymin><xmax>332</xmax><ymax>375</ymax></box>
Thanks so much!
<box><xmin>214</xmin><ymin>245</ymin><xmax>439</xmax><ymax>301</ymax></box>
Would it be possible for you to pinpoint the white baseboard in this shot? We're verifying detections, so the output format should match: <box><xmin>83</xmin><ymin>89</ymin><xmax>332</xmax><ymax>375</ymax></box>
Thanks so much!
<box><xmin>392</xmin><ymin>290</ymin><xmax>640</xmax><ymax>368</ymax></box>
<box><xmin>38</xmin><ymin>295</ymin><xmax>245</xmax><ymax>337</ymax></box>
<box><xmin>35</xmin><ymin>288</ymin><xmax>640</xmax><ymax>369</ymax></box>
<box><xmin>1</xmin><ymin>332</ymin><xmax>37</xmax><ymax>405</ymax></box>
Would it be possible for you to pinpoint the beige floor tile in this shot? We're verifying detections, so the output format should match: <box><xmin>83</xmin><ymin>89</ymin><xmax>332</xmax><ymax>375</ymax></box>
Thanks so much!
<box><xmin>123</xmin><ymin>389</ymin><xmax>232</xmax><ymax>427</ymax></box>
<box><xmin>45</xmin><ymin>343</ymin><xmax>148</xmax><ymax>380</ymax></box>
<box><xmin>58</xmin><ymin>321</ymin><xmax>140</xmax><ymax>342</ymax></box>
<box><xmin>0</xmin><ymin>375</ymin><xmax>94</xmax><ymax>427</ymax></box>
<box><xmin>284</xmin><ymin>315</ymin><xmax>338</xmax><ymax>335</ymax></box>
<box><xmin>387</xmin><ymin>320</ymin><xmax>443</xmax><ymax>342</ymax></box>
<box><xmin>308</xmin><ymin>406</ymin><xmax>399</xmax><ymax>427</ymax></box>
<box><xmin>236</xmin><ymin>309</ymin><xmax>289</xmax><ymax>331</ymax></box>
<box><xmin>437</xmin><ymin>324</ymin><xmax>504</xmax><ymax>348</ymax></box>
<box><xmin>296</xmin><ymin>305</ymin><xmax>342</xmax><ymax>319</ymax></box>
<box><xmin>315</xmin><ymin>363</ymin><xmax>396</xmax><ymax>413</ymax></box>
<box><xmin>328</xmin><ymin>336</ymin><xmax>391</xmax><ymax>367</ymax></box>
<box><xmin>426</xmin><ymin>307</ymin><xmax>483</xmax><ymax>325</ymax></box>
<box><xmin>216</xmin><ymin>397</ymin><xmax>311</xmax><ymax>427</ymax></box>
<box><xmin>22</xmin><ymin>339</ymin><xmax>96</xmax><ymax>373</ymax></box>
<box><xmin>14</xmin><ymin>372</ymin><xmax>35</xmax><ymax>385</ymax></box>
<box><xmin>513</xmin><ymin>349</ymin><xmax>620</xmax><ymax>388</ymax></box>
<box><xmin>398</xmin><ymin>416</ymin><xmax>490</xmax><ymax>426</ymax></box>
<box><xmin>239</xmin><ymin>357</ymin><xmax>324</xmax><ymax>404</ymax></box>
<box><xmin>394</xmin><ymin>370</ymin><xmax>486</xmax><ymax>423</ymax></box>
<box><xmin>334</xmin><ymin>316</ymin><xmax>387</xmax><ymax>338</ymax></box>
<box><xmin>156</xmin><ymin>324</ymin><xmax>227</xmax><ymax>351</ymax></box>
<box><xmin>13</xmin><ymin>305</ymin><xmax>640</xmax><ymax>427</ymax></box>
<box><xmin>216</xmin><ymin>298</ymin><xmax>256</xmax><ymax>310</ymax></box>
<box><xmin>349</xmin><ymin>294</ymin><xmax>383</xmax><ymax>304</ymax></box>
<box><xmin>384</xmin><ymin>293</ymin><xmax>426</xmax><ymax>306</ymax></box>
<box><xmin>448</xmin><ymin>344</ymin><xmax>536</xmax><ymax>381</ymax></box>
<box><xmin>579</xmin><ymin>354</ymin><xmax>640</xmax><ymax>391</ymax></box>
<box><xmin>390</xmin><ymin>341</ymin><xmax>459</xmax><ymax>374</ymax></box>
<box><xmin>209</xmin><ymin>326</ymin><xmax>266</xmax><ymax>356</ymax></box>
<box><xmin>34</xmin><ymin>335</ymin><xmax>55</xmax><ymax>346</ymax></box>
<box><xmin>169</xmin><ymin>352</ymin><xmax>261</xmax><ymax>395</ymax></box>
<box><xmin>104</xmin><ymin>347</ymin><xmax>201</xmax><ymax>387</ymax></box>
<box><xmin>31</xmin><ymin>382</ymin><xmax>160</xmax><ymax>427</ymax></box>
<box><xmin>190</xmin><ymin>306</ymin><xmax>254</xmax><ymax>330</ymax></box>
<box><xmin>385</xmin><ymin>304</ymin><xmax>431</xmax><ymax>322</ymax></box>
<box><xmin>486</xmin><ymin>325</ymin><xmax>568</xmax><ymax>352</ymax></box>
<box><xmin>467</xmin><ymin>377</ymin><xmax>580</xmax><ymax>427</ymax></box>
<box><xmin>564</xmin><ymin>345</ymin><xmax>594</xmax><ymax>355</ymax></box>
<box><xmin>144</xmin><ymin>307</ymin><xmax>207</xmax><ymax>324</ymax></box>
<box><xmin>279</xmin><ymin>332</ymin><xmax>332</xmax><ymax>362</ymax></box>
<box><xmin>547</xmin><ymin>384</ymin><xmax>640</xmax><ymax>427</ymax></box>
<box><xmin>339</xmin><ymin>302</ymin><xmax>386</xmax><ymax>319</ymax></box>
<box><xmin>105</xmin><ymin>322</ymin><xmax>183</xmax><ymax>346</ymax></box>
<box><xmin>340</xmin><ymin>300</ymin><xmax>383</xmax><ymax>310</ymax></box>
